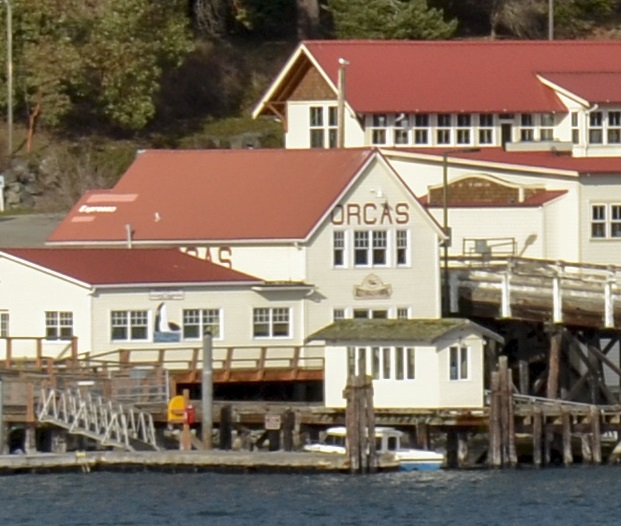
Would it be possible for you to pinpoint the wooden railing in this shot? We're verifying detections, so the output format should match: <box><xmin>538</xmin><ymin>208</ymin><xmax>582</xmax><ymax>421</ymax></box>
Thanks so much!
<box><xmin>0</xmin><ymin>336</ymin><xmax>78</xmax><ymax>370</ymax></box>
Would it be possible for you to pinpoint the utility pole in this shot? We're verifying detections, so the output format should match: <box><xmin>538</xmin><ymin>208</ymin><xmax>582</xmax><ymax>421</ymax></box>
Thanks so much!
<box><xmin>201</xmin><ymin>329</ymin><xmax>213</xmax><ymax>449</ymax></box>
<box><xmin>548</xmin><ymin>0</ymin><xmax>554</xmax><ymax>41</ymax></box>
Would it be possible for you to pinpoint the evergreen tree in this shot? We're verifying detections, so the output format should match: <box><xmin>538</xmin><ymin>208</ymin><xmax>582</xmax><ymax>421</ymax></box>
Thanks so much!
<box><xmin>328</xmin><ymin>0</ymin><xmax>457</xmax><ymax>40</ymax></box>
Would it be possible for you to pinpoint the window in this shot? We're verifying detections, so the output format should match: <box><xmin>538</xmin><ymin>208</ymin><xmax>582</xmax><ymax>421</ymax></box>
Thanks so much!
<box><xmin>111</xmin><ymin>310</ymin><xmax>148</xmax><ymax>341</ymax></box>
<box><xmin>589</xmin><ymin>112</ymin><xmax>603</xmax><ymax>144</ymax></box>
<box><xmin>396</xmin><ymin>308</ymin><xmax>409</xmax><ymax>319</ymax></box>
<box><xmin>45</xmin><ymin>311</ymin><xmax>73</xmax><ymax>340</ymax></box>
<box><xmin>479</xmin><ymin>114</ymin><xmax>494</xmax><ymax>144</ymax></box>
<box><xmin>183</xmin><ymin>309</ymin><xmax>221</xmax><ymax>339</ymax></box>
<box><xmin>371</xmin><ymin>114</ymin><xmax>387</xmax><ymax>145</ymax></box>
<box><xmin>0</xmin><ymin>312</ymin><xmax>8</xmax><ymax>337</ymax></box>
<box><xmin>571</xmin><ymin>112</ymin><xmax>580</xmax><ymax>144</ymax></box>
<box><xmin>354</xmin><ymin>231</ymin><xmax>370</xmax><ymax>265</ymax></box>
<box><xmin>394</xmin><ymin>113</ymin><xmax>410</xmax><ymax>145</ymax></box>
<box><xmin>456</xmin><ymin>114</ymin><xmax>472</xmax><ymax>144</ymax></box>
<box><xmin>520</xmin><ymin>114</ymin><xmax>534</xmax><ymax>142</ymax></box>
<box><xmin>436</xmin><ymin>114</ymin><xmax>451</xmax><ymax>145</ymax></box>
<box><xmin>349</xmin><ymin>345</ymin><xmax>415</xmax><ymax>381</ymax></box>
<box><xmin>449</xmin><ymin>345</ymin><xmax>469</xmax><ymax>380</ymax></box>
<box><xmin>372</xmin><ymin>231</ymin><xmax>387</xmax><ymax>265</ymax></box>
<box><xmin>333</xmin><ymin>231</ymin><xmax>345</xmax><ymax>267</ymax></box>
<box><xmin>592</xmin><ymin>205</ymin><xmax>606</xmax><ymax>238</ymax></box>
<box><xmin>612</xmin><ymin>205</ymin><xmax>621</xmax><ymax>238</ymax></box>
<box><xmin>253</xmin><ymin>308</ymin><xmax>290</xmax><ymax>338</ymax></box>
<box><xmin>608</xmin><ymin>112</ymin><xmax>621</xmax><ymax>144</ymax></box>
<box><xmin>414</xmin><ymin>114</ymin><xmax>429</xmax><ymax>144</ymax></box>
<box><xmin>353</xmin><ymin>309</ymin><xmax>388</xmax><ymax>319</ymax></box>
<box><xmin>540</xmin><ymin>113</ymin><xmax>554</xmax><ymax>141</ymax></box>
<box><xmin>309</xmin><ymin>106</ymin><xmax>337</xmax><ymax>148</ymax></box>
<box><xmin>396</xmin><ymin>230</ymin><xmax>408</xmax><ymax>265</ymax></box>
<box><xmin>333</xmin><ymin>308</ymin><xmax>345</xmax><ymax>321</ymax></box>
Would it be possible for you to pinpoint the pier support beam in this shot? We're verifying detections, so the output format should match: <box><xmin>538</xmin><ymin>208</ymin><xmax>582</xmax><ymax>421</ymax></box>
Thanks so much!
<box><xmin>532</xmin><ymin>406</ymin><xmax>543</xmax><ymax>468</ymax></box>
<box><xmin>562</xmin><ymin>409</ymin><xmax>573</xmax><ymax>466</ymax></box>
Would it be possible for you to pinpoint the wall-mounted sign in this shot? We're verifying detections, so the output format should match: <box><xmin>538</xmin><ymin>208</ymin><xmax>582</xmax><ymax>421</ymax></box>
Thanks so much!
<box><xmin>353</xmin><ymin>274</ymin><xmax>392</xmax><ymax>300</ymax></box>
<box><xmin>331</xmin><ymin>202</ymin><xmax>409</xmax><ymax>226</ymax></box>
<box><xmin>150</xmin><ymin>290</ymin><xmax>184</xmax><ymax>301</ymax></box>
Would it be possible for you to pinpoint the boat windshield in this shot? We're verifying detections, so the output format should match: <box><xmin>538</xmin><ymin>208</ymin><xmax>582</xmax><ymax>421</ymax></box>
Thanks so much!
<box><xmin>325</xmin><ymin>435</ymin><xmax>346</xmax><ymax>447</ymax></box>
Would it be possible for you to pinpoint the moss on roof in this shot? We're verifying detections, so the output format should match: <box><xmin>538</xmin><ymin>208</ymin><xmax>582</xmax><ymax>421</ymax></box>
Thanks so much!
<box><xmin>308</xmin><ymin>318</ymin><xmax>480</xmax><ymax>343</ymax></box>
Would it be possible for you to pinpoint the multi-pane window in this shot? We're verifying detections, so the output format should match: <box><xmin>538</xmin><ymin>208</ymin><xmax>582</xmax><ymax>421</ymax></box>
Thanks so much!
<box><xmin>111</xmin><ymin>310</ymin><xmax>148</xmax><ymax>341</ymax></box>
<box><xmin>478</xmin><ymin>114</ymin><xmax>494</xmax><ymax>144</ymax></box>
<box><xmin>396</xmin><ymin>308</ymin><xmax>409</xmax><ymax>319</ymax></box>
<box><xmin>333</xmin><ymin>308</ymin><xmax>345</xmax><ymax>321</ymax></box>
<box><xmin>612</xmin><ymin>205</ymin><xmax>621</xmax><ymax>238</ymax></box>
<box><xmin>354</xmin><ymin>231</ymin><xmax>370</xmax><ymax>265</ymax></box>
<box><xmin>414</xmin><ymin>114</ymin><xmax>429</xmax><ymax>144</ymax></box>
<box><xmin>309</xmin><ymin>106</ymin><xmax>337</xmax><ymax>148</ymax></box>
<box><xmin>571</xmin><ymin>112</ymin><xmax>580</xmax><ymax>144</ymax></box>
<box><xmin>253</xmin><ymin>307</ymin><xmax>290</xmax><ymax>338</ymax></box>
<box><xmin>540</xmin><ymin>113</ymin><xmax>554</xmax><ymax>140</ymax></box>
<box><xmin>353</xmin><ymin>309</ymin><xmax>388</xmax><ymax>319</ymax></box>
<box><xmin>371</xmin><ymin>114</ymin><xmax>387</xmax><ymax>145</ymax></box>
<box><xmin>354</xmin><ymin>231</ymin><xmax>387</xmax><ymax>266</ymax></box>
<box><xmin>436</xmin><ymin>114</ymin><xmax>451</xmax><ymax>145</ymax></box>
<box><xmin>0</xmin><ymin>312</ymin><xmax>8</xmax><ymax>337</ymax></box>
<box><xmin>394</xmin><ymin>113</ymin><xmax>410</xmax><ymax>145</ymax></box>
<box><xmin>456</xmin><ymin>114</ymin><xmax>472</xmax><ymax>144</ymax></box>
<box><xmin>589</xmin><ymin>111</ymin><xmax>604</xmax><ymax>144</ymax></box>
<box><xmin>591</xmin><ymin>204</ymin><xmax>621</xmax><ymax>239</ymax></box>
<box><xmin>396</xmin><ymin>230</ymin><xmax>408</xmax><ymax>265</ymax></box>
<box><xmin>449</xmin><ymin>345</ymin><xmax>469</xmax><ymax>380</ymax></box>
<box><xmin>348</xmin><ymin>346</ymin><xmax>415</xmax><ymax>380</ymax></box>
<box><xmin>592</xmin><ymin>204</ymin><xmax>606</xmax><ymax>238</ymax></box>
<box><xmin>520</xmin><ymin>114</ymin><xmax>535</xmax><ymax>141</ymax></box>
<box><xmin>182</xmin><ymin>309</ymin><xmax>221</xmax><ymax>339</ymax></box>
<box><xmin>608</xmin><ymin>111</ymin><xmax>621</xmax><ymax>144</ymax></box>
<box><xmin>45</xmin><ymin>311</ymin><xmax>73</xmax><ymax>340</ymax></box>
<box><xmin>333</xmin><ymin>231</ymin><xmax>345</xmax><ymax>267</ymax></box>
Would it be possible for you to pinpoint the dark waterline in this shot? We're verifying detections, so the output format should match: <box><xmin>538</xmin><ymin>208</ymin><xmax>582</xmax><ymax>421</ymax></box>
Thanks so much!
<box><xmin>1</xmin><ymin>466</ymin><xmax>621</xmax><ymax>525</ymax></box>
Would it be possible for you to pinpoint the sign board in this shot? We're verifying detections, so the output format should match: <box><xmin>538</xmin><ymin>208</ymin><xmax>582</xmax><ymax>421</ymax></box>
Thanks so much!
<box><xmin>167</xmin><ymin>395</ymin><xmax>185</xmax><ymax>423</ymax></box>
<box><xmin>264</xmin><ymin>414</ymin><xmax>281</xmax><ymax>430</ymax></box>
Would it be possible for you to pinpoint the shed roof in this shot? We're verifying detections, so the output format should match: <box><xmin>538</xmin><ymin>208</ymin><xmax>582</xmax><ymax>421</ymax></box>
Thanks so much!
<box><xmin>308</xmin><ymin>318</ymin><xmax>503</xmax><ymax>344</ymax></box>
<box><xmin>1</xmin><ymin>248</ymin><xmax>260</xmax><ymax>286</ymax></box>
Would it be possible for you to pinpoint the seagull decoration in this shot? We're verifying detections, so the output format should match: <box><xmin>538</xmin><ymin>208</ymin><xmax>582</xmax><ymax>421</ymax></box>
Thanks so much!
<box><xmin>154</xmin><ymin>302</ymin><xmax>181</xmax><ymax>342</ymax></box>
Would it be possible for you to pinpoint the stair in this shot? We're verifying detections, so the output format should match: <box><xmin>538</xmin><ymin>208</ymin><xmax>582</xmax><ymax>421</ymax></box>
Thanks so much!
<box><xmin>36</xmin><ymin>387</ymin><xmax>159</xmax><ymax>451</ymax></box>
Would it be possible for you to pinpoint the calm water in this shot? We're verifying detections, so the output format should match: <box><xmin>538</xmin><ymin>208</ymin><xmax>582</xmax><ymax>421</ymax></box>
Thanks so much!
<box><xmin>1</xmin><ymin>467</ymin><xmax>620</xmax><ymax>525</ymax></box>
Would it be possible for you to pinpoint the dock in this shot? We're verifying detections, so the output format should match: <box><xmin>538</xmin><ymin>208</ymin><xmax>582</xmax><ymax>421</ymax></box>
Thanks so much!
<box><xmin>0</xmin><ymin>450</ymin><xmax>398</xmax><ymax>474</ymax></box>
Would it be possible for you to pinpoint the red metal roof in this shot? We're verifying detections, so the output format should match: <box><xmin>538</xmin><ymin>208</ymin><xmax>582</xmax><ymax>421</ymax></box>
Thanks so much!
<box><xmin>48</xmin><ymin>149</ymin><xmax>374</xmax><ymax>244</ymax></box>
<box><xmin>540</xmin><ymin>72</ymin><xmax>621</xmax><ymax>104</ymax></box>
<box><xmin>2</xmin><ymin>248</ymin><xmax>260</xmax><ymax>286</ymax></box>
<box><xmin>299</xmin><ymin>40</ymin><xmax>621</xmax><ymax>113</ymax></box>
<box><xmin>386</xmin><ymin>147</ymin><xmax>621</xmax><ymax>175</ymax></box>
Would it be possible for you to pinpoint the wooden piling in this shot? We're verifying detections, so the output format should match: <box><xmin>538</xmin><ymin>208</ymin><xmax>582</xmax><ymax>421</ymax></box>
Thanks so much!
<box><xmin>489</xmin><ymin>371</ymin><xmax>502</xmax><ymax>468</ymax></box>
<box><xmin>532</xmin><ymin>406</ymin><xmax>542</xmax><ymax>468</ymax></box>
<box><xmin>446</xmin><ymin>431</ymin><xmax>458</xmax><ymax>469</ymax></box>
<box><xmin>282</xmin><ymin>409</ymin><xmax>295</xmax><ymax>452</ymax></box>
<box><xmin>581</xmin><ymin>433</ymin><xmax>592</xmax><ymax>464</ymax></box>
<box><xmin>590</xmin><ymin>405</ymin><xmax>602</xmax><ymax>464</ymax></box>
<box><xmin>547</xmin><ymin>328</ymin><xmax>562</xmax><ymax>400</ymax></box>
<box><xmin>219</xmin><ymin>405</ymin><xmax>232</xmax><ymax>450</ymax></box>
<box><xmin>562</xmin><ymin>409</ymin><xmax>573</xmax><ymax>466</ymax></box>
<box><xmin>343</xmin><ymin>373</ymin><xmax>375</xmax><ymax>474</ymax></box>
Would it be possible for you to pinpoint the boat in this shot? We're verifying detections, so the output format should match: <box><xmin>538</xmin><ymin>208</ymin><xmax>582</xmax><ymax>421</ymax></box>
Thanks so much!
<box><xmin>303</xmin><ymin>426</ymin><xmax>444</xmax><ymax>471</ymax></box>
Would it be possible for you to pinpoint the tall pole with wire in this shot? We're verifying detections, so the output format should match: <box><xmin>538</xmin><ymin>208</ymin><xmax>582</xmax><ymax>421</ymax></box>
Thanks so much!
<box><xmin>2</xmin><ymin>0</ymin><xmax>11</xmax><ymax>155</ymax></box>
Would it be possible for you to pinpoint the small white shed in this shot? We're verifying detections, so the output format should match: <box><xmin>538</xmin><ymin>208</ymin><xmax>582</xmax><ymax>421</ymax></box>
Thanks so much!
<box><xmin>310</xmin><ymin>318</ymin><xmax>503</xmax><ymax>410</ymax></box>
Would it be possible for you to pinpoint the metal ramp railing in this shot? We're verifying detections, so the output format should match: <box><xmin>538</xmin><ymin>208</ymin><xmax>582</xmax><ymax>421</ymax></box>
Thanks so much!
<box><xmin>36</xmin><ymin>387</ymin><xmax>159</xmax><ymax>451</ymax></box>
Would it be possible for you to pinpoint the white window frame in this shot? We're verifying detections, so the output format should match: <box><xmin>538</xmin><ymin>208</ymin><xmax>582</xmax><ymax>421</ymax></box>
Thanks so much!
<box><xmin>111</xmin><ymin>310</ymin><xmax>149</xmax><ymax>342</ymax></box>
<box><xmin>370</xmin><ymin>114</ymin><xmax>388</xmax><ymax>145</ymax></box>
<box><xmin>478</xmin><ymin>114</ymin><xmax>494</xmax><ymax>144</ymax></box>
<box><xmin>571</xmin><ymin>112</ymin><xmax>580</xmax><ymax>144</ymax></box>
<box><xmin>520</xmin><ymin>114</ymin><xmax>535</xmax><ymax>142</ymax></box>
<box><xmin>253</xmin><ymin>307</ymin><xmax>291</xmax><ymax>339</ymax></box>
<box><xmin>588</xmin><ymin>111</ymin><xmax>604</xmax><ymax>144</ymax></box>
<box><xmin>45</xmin><ymin>311</ymin><xmax>73</xmax><ymax>341</ymax></box>
<box><xmin>349</xmin><ymin>345</ymin><xmax>415</xmax><ymax>380</ymax></box>
<box><xmin>0</xmin><ymin>311</ymin><xmax>8</xmax><ymax>338</ymax></box>
<box><xmin>414</xmin><ymin>114</ymin><xmax>430</xmax><ymax>145</ymax></box>
<box><xmin>449</xmin><ymin>345</ymin><xmax>469</xmax><ymax>380</ymax></box>
<box><xmin>182</xmin><ymin>308</ymin><xmax>222</xmax><ymax>340</ymax></box>
<box><xmin>436</xmin><ymin>114</ymin><xmax>452</xmax><ymax>145</ymax></box>
<box><xmin>309</xmin><ymin>105</ymin><xmax>337</xmax><ymax>149</ymax></box>
<box><xmin>393</xmin><ymin>113</ymin><xmax>410</xmax><ymax>145</ymax></box>
<box><xmin>456</xmin><ymin>114</ymin><xmax>473</xmax><ymax>145</ymax></box>
<box><xmin>540</xmin><ymin>113</ymin><xmax>554</xmax><ymax>141</ymax></box>
<box><xmin>591</xmin><ymin>203</ymin><xmax>621</xmax><ymax>239</ymax></box>
<box><xmin>608</xmin><ymin>111</ymin><xmax>621</xmax><ymax>144</ymax></box>
<box><xmin>333</xmin><ymin>230</ymin><xmax>345</xmax><ymax>268</ymax></box>
<box><xmin>395</xmin><ymin>229</ymin><xmax>408</xmax><ymax>266</ymax></box>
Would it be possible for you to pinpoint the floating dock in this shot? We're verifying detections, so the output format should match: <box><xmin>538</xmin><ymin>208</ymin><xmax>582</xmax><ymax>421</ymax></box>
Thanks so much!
<box><xmin>0</xmin><ymin>450</ymin><xmax>399</xmax><ymax>475</ymax></box>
